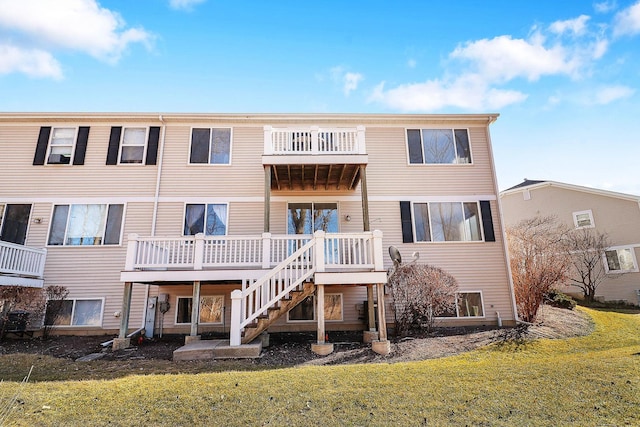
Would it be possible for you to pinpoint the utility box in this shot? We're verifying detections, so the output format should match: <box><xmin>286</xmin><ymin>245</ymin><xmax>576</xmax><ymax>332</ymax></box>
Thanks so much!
<box><xmin>145</xmin><ymin>296</ymin><xmax>157</xmax><ymax>339</ymax></box>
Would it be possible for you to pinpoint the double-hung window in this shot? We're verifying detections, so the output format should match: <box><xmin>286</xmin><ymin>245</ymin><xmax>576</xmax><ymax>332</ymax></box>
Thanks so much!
<box><xmin>413</xmin><ymin>202</ymin><xmax>482</xmax><ymax>242</ymax></box>
<box><xmin>0</xmin><ymin>203</ymin><xmax>31</xmax><ymax>245</ymax></box>
<box><xmin>119</xmin><ymin>128</ymin><xmax>147</xmax><ymax>164</ymax></box>
<box><xmin>407</xmin><ymin>128</ymin><xmax>471</xmax><ymax>164</ymax></box>
<box><xmin>48</xmin><ymin>204</ymin><xmax>124</xmax><ymax>246</ymax></box>
<box><xmin>189</xmin><ymin>128</ymin><xmax>232</xmax><ymax>164</ymax></box>
<box><xmin>573</xmin><ymin>210</ymin><xmax>595</xmax><ymax>228</ymax></box>
<box><xmin>45</xmin><ymin>298</ymin><xmax>103</xmax><ymax>326</ymax></box>
<box><xmin>184</xmin><ymin>204</ymin><xmax>228</xmax><ymax>236</ymax></box>
<box><xmin>604</xmin><ymin>247</ymin><xmax>638</xmax><ymax>273</ymax></box>
<box><xmin>33</xmin><ymin>126</ymin><xmax>90</xmax><ymax>166</ymax></box>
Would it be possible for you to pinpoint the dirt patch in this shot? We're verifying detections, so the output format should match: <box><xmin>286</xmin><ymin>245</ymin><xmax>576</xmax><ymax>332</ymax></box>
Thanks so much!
<box><xmin>0</xmin><ymin>305</ymin><xmax>594</xmax><ymax>369</ymax></box>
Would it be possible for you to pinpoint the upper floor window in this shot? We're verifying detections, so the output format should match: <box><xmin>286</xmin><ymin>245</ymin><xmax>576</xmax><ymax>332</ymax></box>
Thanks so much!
<box><xmin>33</xmin><ymin>126</ymin><xmax>90</xmax><ymax>166</ymax></box>
<box><xmin>48</xmin><ymin>204</ymin><xmax>124</xmax><ymax>246</ymax></box>
<box><xmin>0</xmin><ymin>204</ymin><xmax>31</xmax><ymax>245</ymax></box>
<box><xmin>119</xmin><ymin>128</ymin><xmax>147</xmax><ymax>164</ymax></box>
<box><xmin>189</xmin><ymin>128</ymin><xmax>231</xmax><ymax>164</ymax></box>
<box><xmin>413</xmin><ymin>202</ymin><xmax>482</xmax><ymax>242</ymax></box>
<box><xmin>573</xmin><ymin>210</ymin><xmax>594</xmax><ymax>228</ymax></box>
<box><xmin>604</xmin><ymin>247</ymin><xmax>638</xmax><ymax>273</ymax></box>
<box><xmin>106</xmin><ymin>126</ymin><xmax>160</xmax><ymax>166</ymax></box>
<box><xmin>407</xmin><ymin>129</ymin><xmax>471</xmax><ymax>164</ymax></box>
<box><xmin>183</xmin><ymin>203</ymin><xmax>228</xmax><ymax>236</ymax></box>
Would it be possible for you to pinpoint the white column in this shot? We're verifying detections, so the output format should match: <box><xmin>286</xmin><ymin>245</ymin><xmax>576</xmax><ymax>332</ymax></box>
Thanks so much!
<box><xmin>125</xmin><ymin>234</ymin><xmax>139</xmax><ymax>270</ymax></box>
<box><xmin>263</xmin><ymin>125</ymin><xmax>273</xmax><ymax>154</ymax></box>
<box><xmin>372</xmin><ymin>230</ymin><xmax>384</xmax><ymax>271</ymax></box>
<box><xmin>230</xmin><ymin>289</ymin><xmax>242</xmax><ymax>346</ymax></box>
<box><xmin>194</xmin><ymin>233</ymin><xmax>204</xmax><ymax>270</ymax></box>
<box><xmin>262</xmin><ymin>232</ymin><xmax>271</xmax><ymax>269</ymax></box>
<box><xmin>311</xmin><ymin>125</ymin><xmax>319</xmax><ymax>154</ymax></box>
<box><xmin>314</xmin><ymin>230</ymin><xmax>325</xmax><ymax>272</ymax></box>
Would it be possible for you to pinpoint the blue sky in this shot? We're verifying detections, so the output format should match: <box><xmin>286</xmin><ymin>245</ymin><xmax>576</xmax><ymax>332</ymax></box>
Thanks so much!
<box><xmin>1</xmin><ymin>0</ymin><xmax>639</xmax><ymax>193</ymax></box>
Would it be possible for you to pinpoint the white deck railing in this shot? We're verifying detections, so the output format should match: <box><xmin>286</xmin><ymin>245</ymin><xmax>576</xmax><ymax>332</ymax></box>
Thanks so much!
<box><xmin>124</xmin><ymin>231</ymin><xmax>383</xmax><ymax>272</ymax></box>
<box><xmin>264</xmin><ymin>125</ymin><xmax>366</xmax><ymax>155</ymax></box>
<box><xmin>0</xmin><ymin>240</ymin><xmax>47</xmax><ymax>279</ymax></box>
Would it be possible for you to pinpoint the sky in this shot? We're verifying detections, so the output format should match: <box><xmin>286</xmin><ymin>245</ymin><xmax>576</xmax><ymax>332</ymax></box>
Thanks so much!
<box><xmin>1</xmin><ymin>0</ymin><xmax>639</xmax><ymax>194</ymax></box>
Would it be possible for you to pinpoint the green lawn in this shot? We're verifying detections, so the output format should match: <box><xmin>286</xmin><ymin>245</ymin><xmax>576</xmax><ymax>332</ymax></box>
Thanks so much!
<box><xmin>1</xmin><ymin>307</ymin><xmax>639</xmax><ymax>426</ymax></box>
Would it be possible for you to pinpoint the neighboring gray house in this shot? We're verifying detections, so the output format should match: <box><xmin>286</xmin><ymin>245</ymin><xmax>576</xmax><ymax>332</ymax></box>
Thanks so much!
<box><xmin>501</xmin><ymin>179</ymin><xmax>640</xmax><ymax>305</ymax></box>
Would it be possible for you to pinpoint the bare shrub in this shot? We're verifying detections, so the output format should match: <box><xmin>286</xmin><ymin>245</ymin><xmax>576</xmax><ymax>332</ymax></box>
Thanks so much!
<box><xmin>388</xmin><ymin>263</ymin><xmax>458</xmax><ymax>336</ymax></box>
<box><xmin>565</xmin><ymin>228</ymin><xmax>614</xmax><ymax>303</ymax></box>
<box><xmin>506</xmin><ymin>216</ymin><xmax>571</xmax><ymax>323</ymax></box>
<box><xmin>42</xmin><ymin>286</ymin><xmax>69</xmax><ymax>338</ymax></box>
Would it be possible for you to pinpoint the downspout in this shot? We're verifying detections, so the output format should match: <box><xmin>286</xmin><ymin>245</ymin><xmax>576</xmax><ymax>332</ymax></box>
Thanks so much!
<box><xmin>485</xmin><ymin>115</ymin><xmax>520</xmax><ymax>325</ymax></box>
<box><xmin>141</xmin><ymin>114</ymin><xmax>167</xmax><ymax>331</ymax></box>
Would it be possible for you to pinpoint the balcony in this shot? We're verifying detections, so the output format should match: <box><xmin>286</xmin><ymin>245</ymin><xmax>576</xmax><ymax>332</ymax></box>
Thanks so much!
<box><xmin>262</xmin><ymin>126</ymin><xmax>368</xmax><ymax>190</ymax></box>
<box><xmin>0</xmin><ymin>240</ymin><xmax>47</xmax><ymax>287</ymax></box>
<box><xmin>121</xmin><ymin>231</ymin><xmax>386</xmax><ymax>285</ymax></box>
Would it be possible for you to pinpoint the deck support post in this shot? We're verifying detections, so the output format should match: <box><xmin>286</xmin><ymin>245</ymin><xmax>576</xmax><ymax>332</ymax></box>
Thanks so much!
<box><xmin>372</xmin><ymin>282</ymin><xmax>391</xmax><ymax>355</ymax></box>
<box><xmin>264</xmin><ymin>166</ymin><xmax>271</xmax><ymax>233</ymax></box>
<box><xmin>360</xmin><ymin>165</ymin><xmax>370</xmax><ymax>232</ymax></box>
<box><xmin>189</xmin><ymin>280</ymin><xmax>201</xmax><ymax>340</ymax></box>
<box><xmin>311</xmin><ymin>284</ymin><xmax>333</xmax><ymax>355</ymax></box>
<box><xmin>363</xmin><ymin>284</ymin><xmax>379</xmax><ymax>343</ymax></box>
<box><xmin>113</xmin><ymin>282</ymin><xmax>133</xmax><ymax>350</ymax></box>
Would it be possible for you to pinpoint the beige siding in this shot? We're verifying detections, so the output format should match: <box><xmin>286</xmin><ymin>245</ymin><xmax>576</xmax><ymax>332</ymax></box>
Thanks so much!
<box><xmin>1</xmin><ymin>113</ymin><xmax>516</xmax><ymax>334</ymax></box>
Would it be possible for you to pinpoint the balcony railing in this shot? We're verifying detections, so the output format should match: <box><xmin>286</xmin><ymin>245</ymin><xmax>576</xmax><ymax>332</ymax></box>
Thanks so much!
<box><xmin>0</xmin><ymin>240</ymin><xmax>47</xmax><ymax>279</ymax></box>
<box><xmin>124</xmin><ymin>231</ymin><xmax>383</xmax><ymax>272</ymax></box>
<box><xmin>264</xmin><ymin>126</ymin><xmax>366</xmax><ymax>155</ymax></box>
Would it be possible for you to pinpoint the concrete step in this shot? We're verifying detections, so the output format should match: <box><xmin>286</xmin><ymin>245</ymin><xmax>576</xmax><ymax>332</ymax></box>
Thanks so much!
<box><xmin>173</xmin><ymin>339</ymin><xmax>262</xmax><ymax>361</ymax></box>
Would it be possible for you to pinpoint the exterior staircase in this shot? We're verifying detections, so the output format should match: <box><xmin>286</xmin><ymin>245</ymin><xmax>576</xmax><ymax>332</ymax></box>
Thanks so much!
<box><xmin>242</xmin><ymin>282</ymin><xmax>315</xmax><ymax>343</ymax></box>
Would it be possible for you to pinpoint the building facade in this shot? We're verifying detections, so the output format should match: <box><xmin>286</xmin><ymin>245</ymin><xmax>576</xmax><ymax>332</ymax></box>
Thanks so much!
<box><xmin>501</xmin><ymin>179</ymin><xmax>640</xmax><ymax>305</ymax></box>
<box><xmin>1</xmin><ymin>113</ymin><xmax>517</xmax><ymax>348</ymax></box>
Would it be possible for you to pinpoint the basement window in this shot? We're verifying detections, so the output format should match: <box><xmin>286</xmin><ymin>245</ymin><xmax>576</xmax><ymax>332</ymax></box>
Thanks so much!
<box><xmin>175</xmin><ymin>295</ymin><xmax>224</xmax><ymax>324</ymax></box>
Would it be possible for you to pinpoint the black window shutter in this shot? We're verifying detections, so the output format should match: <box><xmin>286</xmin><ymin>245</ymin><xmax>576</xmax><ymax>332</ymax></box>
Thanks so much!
<box><xmin>480</xmin><ymin>200</ymin><xmax>496</xmax><ymax>242</ymax></box>
<box><xmin>73</xmin><ymin>126</ymin><xmax>90</xmax><ymax>165</ymax></box>
<box><xmin>400</xmin><ymin>201</ymin><xmax>414</xmax><ymax>243</ymax></box>
<box><xmin>33</xmin><ymin>127</ymin><xmax>51</xmax><ymax>165</ymax></box>
<box><xmin>145</xmin><ymin>126</ymin><xmax>160</xmax><ymax>165</ymax></box>
<box><xmin>106</xmin><ymin>127</ymin><xmax>122</xmax><ymax>165</ymax></box>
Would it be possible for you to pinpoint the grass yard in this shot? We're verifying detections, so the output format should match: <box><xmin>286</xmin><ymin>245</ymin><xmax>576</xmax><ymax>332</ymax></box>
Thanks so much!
<box><xmin>1</xmin><ymin>307</ymin><xmax>639</xmax><ymax>426</ymax></box>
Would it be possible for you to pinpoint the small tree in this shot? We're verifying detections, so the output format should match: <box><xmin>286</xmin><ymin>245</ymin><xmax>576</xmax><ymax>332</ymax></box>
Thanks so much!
<box><xmin>506</xmin><ymin>216</ymin><xmax>571</xmax><ymax>323</ymax></box>
<box><xmin>42</xmin><ymin>285</ymin><xmax>69</xmax><ymax>339</ymax></box>
<box><xmin>565</xmin><ymin>228</ymin><xmax>613</xmax><ymax>303</ymax></box>
<box><xmin>388</xmin><ymin>263</ymin><xmax>458</xmax><ymax>335</ymax></box>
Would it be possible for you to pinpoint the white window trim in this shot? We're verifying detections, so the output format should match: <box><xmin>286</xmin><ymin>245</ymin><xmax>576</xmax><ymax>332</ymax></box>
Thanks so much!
<box><xmin>405</xmin><ymin>127</ymin><xmax>474</xmax><ymax>166</ymax></box>
<box><xmin>182</xmin><ymin>202</ymin><xmax>229</xmax><ymax>237</ymax></box>
<box><xmin>411</xmin><ymin>201</ymin><xmax>485</xmax><ymax>243</ymax></box>
<box><xmin>572</xmin><ymin>209</ymin><xmax>595</xmax><ymax>229</ymax></box>
<box><xmin>174</xmin><ymin>295</ymin><xmax>225</xmax><ymax>325</ymax></box>
<box><xmin>603</xmin><ymin>246</ymin><xmax>639</xmax><ymax>273</ymax></box>
<box><xmin>49</xmin><ymin>297</ymin><xmax>105</xmax><ymax>327</ymax></box>
<box><xmin>286</xmin><ymin>293</ymin><xmax>344</xmax><ymax>323</ymax></box>
<box><xmin>188</xmin><ymin>126</ymin><xmax>233</xmax><ymax>166</ymax></box>
<box><xmin>46</xmin><ymin>203</ymin><xmax>126</xmax><ymax>247</ymax></box>
<box><xmin>435</xmin><ymin>291</ymin><xmax>486</xmax><ymax>319</ymax></box>
<box><xmin>46</xmin><ymin>127</ymin><xmax>78</xmax><ymax>166</ymax></box>
<box><xmin>117</xmin><ymin>127</ymin><xmax>149</xmax><ymax>165</ymax></box>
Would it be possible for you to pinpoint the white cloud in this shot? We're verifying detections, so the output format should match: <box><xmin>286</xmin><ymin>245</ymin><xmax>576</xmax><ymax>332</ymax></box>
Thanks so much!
<box><xmin>549</xmin><ymin>15</ymin><xmax>591</xmax><ymax>36</ymax></box>
<box><xmin>0</xmin><ymin>0</ymin><xmax>152</xmax><ymax>78</ymax></box>
<box><xmin>0</xmin><ymin>43</ymin><xmax>62</xmax><ymax>79</ymax></box>
<box><xmin>592</xmin><ymin>85</ymin><xmax>635</xmax><ymax>104</ymax></box>
<box><xmin>450</xmin><ymin>35</ymin><xmax>581</xmax><ymax>82</ymax></box>
<box><xmin>613</xmin><ymin>0</ymin><xmax>640</xmax><ymax>36</ymax></box>
<box><xmin>369</xmin><ymin>75</ymin><xmax>527</xmax><ymax>112</ymax></box>
<box><xmin>343</xmin><ymin>72</ymin><xmax>363</xmax><ymax>96</ymax></box>
<box><xmin>330</xmin><ymin>66</ymin><xmax>363</xmax><ymax>96</ymax></box>
<box><xmin>594</xmin><ymin>1</ymin><xmax>617</xmax><ymax>13</ymax></box>
<box><xmin>169</xmin><ymin>0</ymin><xmax>206</xmax><ymax>11</ymax></box>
